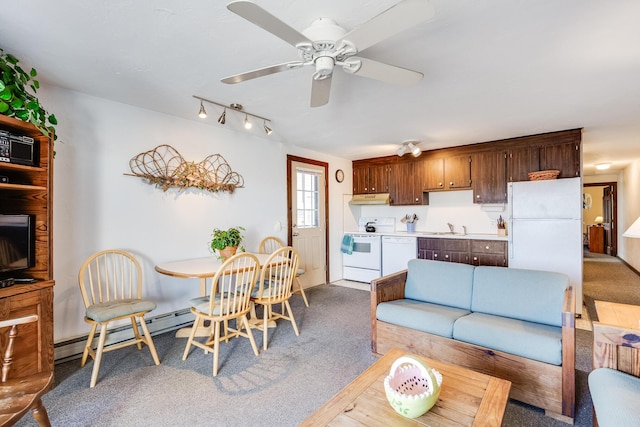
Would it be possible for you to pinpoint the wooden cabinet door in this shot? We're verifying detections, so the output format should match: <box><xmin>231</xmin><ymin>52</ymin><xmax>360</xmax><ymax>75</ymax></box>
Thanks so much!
<box><xmin>507</xmin><ymin>146</ymin><xmax>540</xmax><ymax>182</ymax></box>
<box><xmin>391</xmin><ymin>162</ymin><xmax>422</xmax><ymax>205</ymax></box>
<box><xmin>445</xmin><ymin>155</ymin><xmax>472</xmax><ymax>190</ymax></box>
<box><xmin>369</xmin><ymin>164</ymin><xmax>389</xmax><ymax>194</ymax></box>
<box><xmin>442</xmin><ymin>239</ymin><xmax>470</xmax><ymax>263</ymax></box>
<box><xmin>0</xmin><ymin>284</ymin><xmax>54</xmax><ymax>378</ymax></box>
<box><xmin>353</xmin><ymin>165</ymin><xmax>368</xmax><ymax>194</ymax></box>
<box><xmin>472</xmin><ymin>151</ymin><xmax>507</xmax><ymax>204</ymax></box>
<box><xmin>421</xmin><ymin>158</ymin><xmax>445</xmax><ymax>191</ymax></box>
<box><xmin>540</xmin><ymin>141</ymin><xmax>580</xmax><ymax>178</ymax></box>
<box><xmin>417</xmin><ymin>238</ymin><xmax>440</xmax><ymax>260</ymax></box>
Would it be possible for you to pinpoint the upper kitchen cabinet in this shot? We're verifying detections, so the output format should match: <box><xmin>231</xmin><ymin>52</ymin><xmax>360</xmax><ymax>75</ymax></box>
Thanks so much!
<box><xmin>421</xmin><ymin>155</ymin><xmax>471</xmax><ymax>192</ymax></box>
<box><xmin>472</xmin><ymin>151</ymin><xmax>507</xmax><ymax>204</ymax></box>
<box><xmin>390</xmin><ymin>161</ymin><xmax>425</xmax><ymax>206</ymax></box>
<box><xmin>506</xmin><ymin>129</ymin><xmax>582</xmax><ymax>182</ymax></box>
<box><xmin>352</xmin><ymin>161</ymin><xmax>391</xmax><ymax>194</ymax></box>
<box><xmin>540</xmin><ymin>140</ymin><xmax>581</xmax><ymax>178</ymax></box>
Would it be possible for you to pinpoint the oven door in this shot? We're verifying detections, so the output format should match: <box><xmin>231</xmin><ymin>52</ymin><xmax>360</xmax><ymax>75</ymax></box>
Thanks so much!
<box><xmin>343</xmin><ymin>234</ymin><xmax>381</xmax><ymax>269</ymax></box>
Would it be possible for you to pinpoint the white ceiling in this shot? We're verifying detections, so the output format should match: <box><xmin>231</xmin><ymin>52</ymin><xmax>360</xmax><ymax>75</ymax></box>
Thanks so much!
<box><xmin>1</xmin><ymin>0</ymin><xmax>639</xmax><ymax>174</ymax></box>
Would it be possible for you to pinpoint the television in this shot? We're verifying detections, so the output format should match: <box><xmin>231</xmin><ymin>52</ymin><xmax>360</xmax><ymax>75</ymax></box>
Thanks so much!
<box><xmin>0</xmin><ymin>214</ymin><xmax>35</xmax><ymax>276</ymax></box>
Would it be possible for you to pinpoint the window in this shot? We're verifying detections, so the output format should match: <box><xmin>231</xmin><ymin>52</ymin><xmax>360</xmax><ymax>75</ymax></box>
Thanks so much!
<box><xmin>296</xmin><ymin>169</ymin><xmax>320</xmax><ymax>228</ymax></box>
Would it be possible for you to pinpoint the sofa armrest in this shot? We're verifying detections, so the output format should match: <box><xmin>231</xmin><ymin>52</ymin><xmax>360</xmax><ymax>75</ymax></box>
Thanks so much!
<box><xmin>561</xmin><ymin>286</ymin><xmax>576</xmax><ymax>419</ymax></box>
<box><xmin>371</xmin><ymin>270</ymin><xmax>407</xmax><ymax>354</ymax></box>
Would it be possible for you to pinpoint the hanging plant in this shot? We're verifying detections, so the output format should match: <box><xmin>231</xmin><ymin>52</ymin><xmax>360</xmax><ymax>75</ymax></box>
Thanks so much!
<box><xmin>0</xmin><ymin>48</ymin><xmax>57</xmax><ymax>139</ymax></box>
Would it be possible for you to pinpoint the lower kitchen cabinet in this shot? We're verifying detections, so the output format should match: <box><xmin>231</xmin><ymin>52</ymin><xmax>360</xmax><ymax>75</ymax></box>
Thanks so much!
<box><xmin>418</xmin><ymin>238</ymin><xmax>507</xmax><ymax>267</ymax></box>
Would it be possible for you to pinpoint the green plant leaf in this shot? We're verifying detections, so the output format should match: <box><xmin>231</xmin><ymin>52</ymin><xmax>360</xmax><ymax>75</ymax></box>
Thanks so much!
<box><xmin>6</xmin><ymin>54</ymin><xmax>18</xmax><ymax>65</ymax></box>
<box><xmin>15</xmin><ymin>109</ymin><xmax>29</xmax><ymax>120</ymax></box>
<box><xmin>0</xmin><ymin>88</ymin><xmax>11</xmax><ymax>100</ymax></box>
<box><xmin>0</xmin><ymin>101</ymin><xmax>8</xmax><ymax>113</ymax></box>
<box><xmin>9</xmin><ymin>97</ymin><xmax>22</xmax><ymax>108</ymax></box>
<box><xmin>33</xmin><ymin>80</ymin><xmax>39</xmax><ymax>89</ymax></box>
<box><xmin>30</xmin><ymin>68</ymin><xmax>37</xmax><ymax>77</ymax></box>
<box><xmin>48</xmin><ymin>114</ymin><xmax>58</xmax><ymax>125</ymax></box>
<box><xmin>0</xmin><ymin>81</ymin><xmax>4</xmax><ymax>91</ymax></box>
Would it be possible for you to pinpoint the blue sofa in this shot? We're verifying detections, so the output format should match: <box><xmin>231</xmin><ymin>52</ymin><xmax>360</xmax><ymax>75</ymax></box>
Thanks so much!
<box><xmin>589</xmin><ymin>368</ymin><xmax>640</xmax><ymax>427</ymax></box>
<box><xmin>371</xmin><ymin>259</ymin><xmax>575</xmax><ymax>422</ymax></box>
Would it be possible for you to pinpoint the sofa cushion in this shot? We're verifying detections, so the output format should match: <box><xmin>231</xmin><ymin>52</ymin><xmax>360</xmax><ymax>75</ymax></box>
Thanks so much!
<box><xmin>589</xmin><ymin>368</ymin><xmax>640</xmax><ymax>427</ymax></box>
<box><xmin>471</xmin><ymin>266</ymin><xmax>568</xmax><ymax>327</ymax></box>
<box><xmin>453</xmin><ymin>312</ymin><xmax>562</xmax><ymax>365</ymax></box>
<box><xmin>377</xmin><ymin>299</ymin><xmax>471</xmax><ymax>338</ymax></box>
<box><xmin>404</xmin><ymin>259</ymin><xmax>476</xmax><ymax>310</ymax></box>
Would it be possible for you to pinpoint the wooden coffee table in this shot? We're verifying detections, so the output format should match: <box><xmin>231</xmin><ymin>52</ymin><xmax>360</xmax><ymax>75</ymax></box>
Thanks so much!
<box><xmin>300</xmin><ymin>348</ymin><xmax>511</xmax><ymax>426</ymax></box>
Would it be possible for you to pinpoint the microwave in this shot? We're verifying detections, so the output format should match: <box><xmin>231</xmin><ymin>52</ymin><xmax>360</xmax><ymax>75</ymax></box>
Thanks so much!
<box><xmin>0</xmin><ymin>131</ymin><xmax>37</xmax><ymax>166</ymax></box>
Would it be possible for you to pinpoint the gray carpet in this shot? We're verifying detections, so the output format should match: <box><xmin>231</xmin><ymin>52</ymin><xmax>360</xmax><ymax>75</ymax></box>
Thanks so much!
<box><xmin>15</xmin><ymin>256</ymin><xmax>639</xmax><ymax>426</ymax></box>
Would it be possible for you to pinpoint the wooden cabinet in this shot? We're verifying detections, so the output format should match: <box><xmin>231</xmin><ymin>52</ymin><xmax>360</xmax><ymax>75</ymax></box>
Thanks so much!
<box><xmin>0</xmin><ymin>115</ymin><xmax>54</xmax><ymax>378</ymax></box>
<box><xmin>418</xmin><ymin>237</ymin><xmax>507</xmax><ymax>267</ymax></box>
<box><xmin>470</xmin><ymin>240</ymin><xmax>508</xmax><ymax>267</ymax></box>
<box><xmin>589</xmin><ymin>225</ymin><xmax>605</xmax><ymax>254</ymax></box>
<box><xmin>540</xmin><ymin>141</ymin><xmax>580</xmax><ymax>179</ymax></box>
<box><xmin>353</xmin><ymin>163</ymin><xmax>389</xmax><ymax>194</ymax></box>
<box><xmin>390</xmin><ymin>161</ymin><xmax>424</xmax><ymax>206</ymax></box>
<box><xmin>421</xmin><ymin>155</ymin><xmax>472</xmax><ymax>191</ymax></box>
<box><xmin>472</xmin><ymin>151</ymin><xmax>507</xmax><ymax>203</ymax></box>
<box><xmin>507</xmin><ymin>145</ymin><xmax>540</xmax><ymax>183</ymax></box>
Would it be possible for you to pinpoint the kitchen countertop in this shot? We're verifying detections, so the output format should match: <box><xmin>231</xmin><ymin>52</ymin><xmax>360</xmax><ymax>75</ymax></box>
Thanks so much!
<box><xmin>344</xmin><ymin>231</ymin><xmax>508</xmax><ymax>241</ymax></box>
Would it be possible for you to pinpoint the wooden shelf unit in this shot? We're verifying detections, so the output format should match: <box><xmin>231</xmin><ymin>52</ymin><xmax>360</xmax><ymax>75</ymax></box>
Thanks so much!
<box><xmin>0</xmin><ymin>114</ymin><xmax>54</xmax><ymax>378</ymax></box>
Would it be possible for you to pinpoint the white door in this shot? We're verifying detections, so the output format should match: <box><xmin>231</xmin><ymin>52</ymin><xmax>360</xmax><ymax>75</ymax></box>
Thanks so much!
<box><xmin>291</xmin><ymin>160</ymin><xmax>326</xmax><ymax>287</ymax></box>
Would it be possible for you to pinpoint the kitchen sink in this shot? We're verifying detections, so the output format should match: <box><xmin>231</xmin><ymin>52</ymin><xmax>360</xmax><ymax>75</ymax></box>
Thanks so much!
<box><xmin>419</xmin><ymin>232</ymin><xmax>467</xmax><ymax>236</ymax></box>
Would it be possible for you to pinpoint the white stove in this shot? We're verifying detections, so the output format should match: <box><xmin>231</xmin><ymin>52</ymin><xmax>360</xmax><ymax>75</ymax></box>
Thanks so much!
<box><xmin>343</xmin><ymin>218</ymin><xmax>395</xmax><ymax>283</ymax></box>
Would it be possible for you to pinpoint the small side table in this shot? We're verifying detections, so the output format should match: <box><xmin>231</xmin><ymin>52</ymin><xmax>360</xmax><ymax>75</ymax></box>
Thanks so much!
<box><xmin>592</xmin><ymin>301</ymin><xmax>640</xmax><ymax>375</ymax></box>
<box><xmin>588</xmin><ymin>225</ymin><xmax>605</xmax><ymax>253</ymax></box>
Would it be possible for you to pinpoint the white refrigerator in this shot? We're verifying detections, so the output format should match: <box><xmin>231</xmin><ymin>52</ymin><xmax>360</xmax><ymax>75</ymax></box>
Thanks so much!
<box><xmin>508</xmin><ymin>177</ymin><xmax>583</xmax><ymax>314</ymax></box>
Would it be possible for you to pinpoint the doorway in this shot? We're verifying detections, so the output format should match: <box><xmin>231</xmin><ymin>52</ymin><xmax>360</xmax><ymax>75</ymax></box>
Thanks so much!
<box><xmin>583</xmin><ymin>182</ymin><xmax>617</xmax><ymax>256</ymax></box>
<box><xmin>287</xmin><ymin>155</ymin><xmax>329</xmax><ymax>287</ymax></box>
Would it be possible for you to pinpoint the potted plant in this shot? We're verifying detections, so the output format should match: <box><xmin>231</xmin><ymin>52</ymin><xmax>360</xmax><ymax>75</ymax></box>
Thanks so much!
<box><xmin>210</xmin><ymin>226</ymin><xmax>245</xmax><ymax>260</ymax></box>
<box><xmin>0</xmin><ymin>48</ymin><xmax>58</xmax><ymax>139</ymax></box>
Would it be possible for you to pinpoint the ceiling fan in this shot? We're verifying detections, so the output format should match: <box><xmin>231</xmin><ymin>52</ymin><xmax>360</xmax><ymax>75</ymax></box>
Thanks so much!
<box><xmin>221</xmin><ymin>0</ymin><xmax>435</xmax><ymax>107</ymax></box>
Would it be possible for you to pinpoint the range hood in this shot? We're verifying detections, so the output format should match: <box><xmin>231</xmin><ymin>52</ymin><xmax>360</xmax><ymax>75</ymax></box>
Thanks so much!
<box><xmin>349</xmin><ymin>194</ymin><xmax>390</xmax><ymax>205</ymax></box>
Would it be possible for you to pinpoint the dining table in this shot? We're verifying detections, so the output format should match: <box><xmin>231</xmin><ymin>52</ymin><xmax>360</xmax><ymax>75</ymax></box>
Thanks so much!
<box><xmin>155</xmin><ymin>253</ymin><xmax>280</xmax><ymax>337</ymax></box>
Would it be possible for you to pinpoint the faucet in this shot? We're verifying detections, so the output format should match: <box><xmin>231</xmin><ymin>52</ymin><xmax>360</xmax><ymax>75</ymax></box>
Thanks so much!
<box><xmin>462</xmin><ymin>225</ymin><xmax>467</xmax><ymax>235</ymax></box>
<box><xmin>447</xmin><ymin>223</ymin><xmax>454</xmax><ymax>234</ymax></box>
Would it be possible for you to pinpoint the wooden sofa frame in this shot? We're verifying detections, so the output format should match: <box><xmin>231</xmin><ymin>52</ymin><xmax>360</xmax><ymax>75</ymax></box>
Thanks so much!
<box><xmin>371</xmin><ymin>270</ymin><xmax>576</xmax><ymax>424</ymax></box>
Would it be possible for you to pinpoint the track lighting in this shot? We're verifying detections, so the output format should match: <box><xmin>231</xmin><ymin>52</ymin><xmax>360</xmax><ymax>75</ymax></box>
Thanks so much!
<box><xmin>193</xmin><ymin>95</ymin><xmax>272</xmax><ymax>135</ymax></box>
<box><xmin>198</xmin><ymin>101</ymin><xmax>207</xmax><ymax>119</ymax></box>
<box><xmin>397</xmin><ymin>140</ymin><xmax>422</xmax><ymax>158</ymax></box>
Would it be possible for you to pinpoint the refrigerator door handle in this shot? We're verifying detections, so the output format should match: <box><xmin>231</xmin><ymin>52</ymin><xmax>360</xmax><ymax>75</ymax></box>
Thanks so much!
<box><xmin>508</xmin><ymin>219</ymin><xmax>514</xmax><ymax>259</ymax></box>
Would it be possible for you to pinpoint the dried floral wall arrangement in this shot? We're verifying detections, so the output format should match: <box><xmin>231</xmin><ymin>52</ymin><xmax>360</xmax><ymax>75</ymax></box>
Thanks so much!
<box><xmin>126</xmin><ymin>144</ymin><xmax>244</xmax><ymax>193</ymax></box>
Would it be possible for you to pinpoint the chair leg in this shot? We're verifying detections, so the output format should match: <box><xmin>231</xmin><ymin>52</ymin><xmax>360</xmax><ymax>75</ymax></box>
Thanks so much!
<box><xmin>263</xmin><ymin>303</ymin><xmax>269</xmax><ymax>351</ymax></box>
<box><xmin>212</xmin><ymin>321</ymin><xmax>221</xmax><ymax>377</ymax></box>
<box><xmin>242</xmin><ymin>315</ymin><xmax>259</xmax><ymax>356</ymax></box>
<box><xmin>130</xmin><ymin>317</ymin><xmax>143</xmax><ymax>350</ymax></box>
<box><xmin>285</xmin><ymin>300</ymin><xmax>300</xmax><ymax>336</ymax></box>
<box><xmin>81</xmin><ymin>323</ymin><xmax>98</xmax><ymax>368</ymax></box>
<box><xmin>138</xmin><ymin>316</ymin><xmax>160</xmax><ymax>365</ymax></box>
<box><xmin>182</xmin><ymin>317</ymin><xmax>202</xmax><ymax>360</ymax></box>
<box><xmin>30</xmin><ymin>398</ymin><xmax>51</xmax><ymax>427</ymax></box>
<box><xmin>295</xmin><ymin>277</ymin><xmax>309</xmax><ymax>307</ymax></box>
<box><xmin>90</xmin><ymin>324</ymin><xmax>109</xmax><ymax>388</ymax></box>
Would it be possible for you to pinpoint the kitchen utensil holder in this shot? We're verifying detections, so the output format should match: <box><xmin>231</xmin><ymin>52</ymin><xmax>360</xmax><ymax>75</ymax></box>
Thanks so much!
<box><xmin>407</xmin><ymin>223</ymin><xmax>416</xmax><ymax>233</ymax></box>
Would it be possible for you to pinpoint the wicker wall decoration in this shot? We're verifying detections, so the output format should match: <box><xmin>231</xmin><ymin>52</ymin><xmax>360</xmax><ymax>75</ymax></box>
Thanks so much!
<box><xmin>126</xmin><ymin>144</ymin><xmax>244</xmax><ymax>193</ymax></box>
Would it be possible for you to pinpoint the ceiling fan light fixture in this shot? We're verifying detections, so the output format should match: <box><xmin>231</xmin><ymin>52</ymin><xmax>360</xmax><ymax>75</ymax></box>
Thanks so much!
<box><xmin>244</xmin><ymin>114</ymin><xmax>252</xmax><ymax>129</ymax></box>
<box><xmin>198</xmin><ymin>101</ymin><xmax>207</xmax><ymax>119</ymax></box>
<box><xmin>217</xmin><ymin>109</ymin><xmax>226</xmax><ymax>125</ymax></box>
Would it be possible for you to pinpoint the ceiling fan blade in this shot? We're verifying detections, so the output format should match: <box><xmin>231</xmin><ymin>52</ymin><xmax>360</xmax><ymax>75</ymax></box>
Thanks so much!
<box><xmin>339</xmin><ymin>0</ymin><xmax>435</xmax><ymax>52</ymax></box>
<box><xmin>227</xmin><ymin>1</ymin><xmax>312</xmax><ymax>48</ymax></box>
<box><xmin>221</xmin><ymin>61</ymin><xmax>302</xmax><ymax>84</ymax></box>
<box><xmin>310</xmin><ymin>76</ymin><xmax>332</xmax><ymax>108</ymax></box>
<box><xmin>347</xmin><ymin>57</ymin><xmax>423</xmax><ymax>86</ymax></box>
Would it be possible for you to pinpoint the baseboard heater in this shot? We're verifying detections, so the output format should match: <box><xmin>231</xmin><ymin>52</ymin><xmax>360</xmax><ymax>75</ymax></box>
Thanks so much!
<box><xmin>54</xmin><ymin>308</ymin><xmax>195</xmax><ymax>363</ymax></box>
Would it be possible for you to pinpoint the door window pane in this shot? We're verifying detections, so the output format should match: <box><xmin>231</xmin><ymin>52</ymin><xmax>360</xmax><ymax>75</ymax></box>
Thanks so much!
<box><xmin>297</xmin><ymin>170</ymin><xmax>320</xmax><ymax>228</ymax></box>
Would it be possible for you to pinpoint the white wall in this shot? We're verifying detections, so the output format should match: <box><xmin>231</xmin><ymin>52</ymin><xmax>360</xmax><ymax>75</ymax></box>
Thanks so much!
<box><xmin>41</xmin><ymin>86</ymin><xmax>351</xmax><ymax>343</ymax></box>
<box><xmin>619</xmin><ymin>160</ymin><xmax>640</xmax><ymax>270</ymax></box>
<box><xmin>353</xmin><ymin>190</ymin><xmax>505</xmax><ymax>234</ymax></box>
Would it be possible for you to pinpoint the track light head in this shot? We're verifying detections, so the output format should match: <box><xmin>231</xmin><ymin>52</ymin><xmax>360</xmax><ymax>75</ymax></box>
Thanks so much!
<box><xmin>407</xmin><ymin>142</ymin><xmax>422</xmax><ymax>157</ymax></box>
<box><xmin>264</xmin><ymin>121</ymin><xmax>272</xmax><ymax>135</ymax></box>
<box><xmin>218</xmin><ymin>109</ymin><xmax>226</xmax><ymax>125</ymax></box>
<box><xmin>396</xmin><ymin>145</ymin><xmax>409</xmax><ymax>157</ymax></box>
<box><xmin>398</xmin><ymin>140</ymin><xmax>421</xmax><ymax>157</ymax></box>
<box><xmin>244</xmin><ymin>114</ymin><xmax>252</xmax><ymax>129</ymax></box>
<box><xmin>198</xmin><ymin>101</ymin><xmax>207</xmax><ymax>119</ymax></box>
